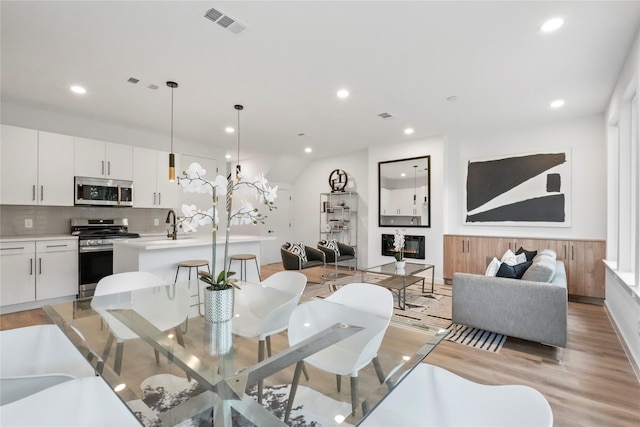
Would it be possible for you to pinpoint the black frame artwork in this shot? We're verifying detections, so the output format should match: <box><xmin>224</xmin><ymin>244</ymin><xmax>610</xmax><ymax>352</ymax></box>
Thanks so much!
<box><xmin>378</xmin><ymin>156</ymin><xmax>431</xmax><ymax>228</ymax></box>
<box><xmin>464</xmin><ymin>151</ymin><xmax>571</xmax><ymax>227</ymax></box>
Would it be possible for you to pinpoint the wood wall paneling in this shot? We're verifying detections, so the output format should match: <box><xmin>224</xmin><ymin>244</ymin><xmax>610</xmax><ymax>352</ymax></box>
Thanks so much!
<box><xmin>443</xmin><ymin>235</ymin><xmax>606</xmax><ymax>301</ymax></box>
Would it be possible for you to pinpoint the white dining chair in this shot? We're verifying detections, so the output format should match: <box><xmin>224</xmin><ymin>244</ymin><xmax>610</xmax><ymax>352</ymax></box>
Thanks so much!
<box><xmin>252</xmin><ymin>271</ymin><xmax>307</xmax><ymax>358</ymax></box>
<box><xmin>92</xmin><ymin>271</ymin><xmax>189</xmax><ymax>375</ymax></box>
<box><xmin>359</xmin><ymin>363</ymin><xmax>553</xmax><ymax>427</ymax></box>
<box><xmin>0</xmin><ymin>376</ymin><xmax>141</xmax><ymax>426</ymax></box>
<box><xmin>232</xmin><ymin>271</ymin><xmax>307</xmax><ymax>402</ymax></box>
<box><xmin>285</xmin><ymin>283</ymin><xmax>393</xmax><ymax>420</ymax></box>
<box><xmin>0</xmin><ymin>324</ymin><xmax>97</xmax><ymax>405</ymax></box>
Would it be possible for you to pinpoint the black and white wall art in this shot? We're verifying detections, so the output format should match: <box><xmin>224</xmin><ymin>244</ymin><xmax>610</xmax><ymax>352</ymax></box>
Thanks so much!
<box><xmin>464</xmin><ymin>151</ymin><xmax>571</xmax><ymax>227</ymax></box>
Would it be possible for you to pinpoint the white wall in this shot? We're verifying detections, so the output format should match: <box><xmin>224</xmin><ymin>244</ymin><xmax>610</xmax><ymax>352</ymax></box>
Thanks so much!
<box><xmin>444</xmin><ymin>114</ymin><xmax>607</xmax><ymax>240</ymax></box>
<box><xmin>368</xmin><ymin>137</ymin><xmax>445</xmax><ymax>280</ymax></box>
<box><xmin>291</xmin><ymin>150</ymin><xmax>368</xmax><ymax>268</ymax></box>
<box><xmin>225</xmin><ymin>156</ymin><xmax>294</xmax><ymax>239</ymax></box>
<box><xmin>1</xmin><ymin>101</ymin><xmax>223</xmax><ymax>160</ymax></box>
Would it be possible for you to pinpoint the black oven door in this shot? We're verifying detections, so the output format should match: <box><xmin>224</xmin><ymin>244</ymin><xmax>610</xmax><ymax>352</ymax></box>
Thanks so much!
<box><xmin>78</xmin><ymin>246</ymin><xmax>113</xmax><ymax>298</ymax></box>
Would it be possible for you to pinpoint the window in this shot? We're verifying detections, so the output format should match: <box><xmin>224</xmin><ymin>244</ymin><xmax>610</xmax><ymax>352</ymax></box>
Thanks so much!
<box><xmin>614</xmin><ymin>89</ymin><xmax>639</xmax><ymax>286</ymax></box>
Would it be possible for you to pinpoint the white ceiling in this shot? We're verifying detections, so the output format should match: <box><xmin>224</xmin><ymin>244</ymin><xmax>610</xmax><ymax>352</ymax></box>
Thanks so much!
<box><xmin>2</xmin><ymin>1</ymin><xmax>639</xmax><ymax>161</ymax></box>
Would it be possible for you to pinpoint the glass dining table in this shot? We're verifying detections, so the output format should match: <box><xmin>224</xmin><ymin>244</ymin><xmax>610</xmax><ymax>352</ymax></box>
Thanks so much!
<box><xmin>43</xmin><ymin>280</ymin><xmax>447</xmax><ymax>426</ymax></box>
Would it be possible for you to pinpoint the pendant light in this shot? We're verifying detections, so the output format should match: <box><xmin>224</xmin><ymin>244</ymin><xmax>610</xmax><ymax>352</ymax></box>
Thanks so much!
<box><xmin>167</xmin><ymin>81</ymin><xmax>178</xmax><ymax>182</ymax></box>
<box><xmin>423</xmin><ymin>167</ymin><xmax>428</xmax><ymax>206</ymax></box>
<box><xmin>234</xmin><ymin>104</ymin><xmax>244</xmax><ymax>179</ymax></box>
<box><xmin>413</xmin><ymin>165</ymin><xmax>418</xmax><ymax>205</ymax></box>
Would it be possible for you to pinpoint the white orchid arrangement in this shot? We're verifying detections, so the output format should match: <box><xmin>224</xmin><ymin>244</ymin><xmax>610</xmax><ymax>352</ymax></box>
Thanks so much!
<box><xmin>393</xmin><ymin>228</ymin><xmax>406</xmax><ymax>261</ymax></box>
<box><xmin>178</xmin><ymin>162</ymin><xmax>277</xmax><ymax>290</ymax></box>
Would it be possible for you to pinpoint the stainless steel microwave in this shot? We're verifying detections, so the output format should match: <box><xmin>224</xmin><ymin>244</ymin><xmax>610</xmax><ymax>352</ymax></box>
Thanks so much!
<box><xmin>74</xmin><ymin>177</ymin><xmax>134</xmax><ymax>207</ymax></box>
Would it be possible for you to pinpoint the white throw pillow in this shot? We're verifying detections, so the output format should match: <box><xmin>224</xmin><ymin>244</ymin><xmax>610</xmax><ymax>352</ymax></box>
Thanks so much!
<box><xmin>515</xmin><ymin>252</ymin><xmax>527</xmax><ymax>264</ymax></box>
<box><xmin>501</xmin><ymin>249</ymin><xmax>518</xmax><ymax>266</ymax></box>
<box><xmin>286</xmin><ymin>242</ymin><xmax>308</xmax><ymax>262</ymax></box>
<box><xmin>485</xmin><ymin>257</ymin><xmax>501</xmax><ymax>276</ymax></box>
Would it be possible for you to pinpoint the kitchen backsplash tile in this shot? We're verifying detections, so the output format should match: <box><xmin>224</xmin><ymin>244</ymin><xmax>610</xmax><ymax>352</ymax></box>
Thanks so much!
<box><xmin>0</xmin><ymin>205</ymin><xmax>173</xmax><ymax>237</ymax></box>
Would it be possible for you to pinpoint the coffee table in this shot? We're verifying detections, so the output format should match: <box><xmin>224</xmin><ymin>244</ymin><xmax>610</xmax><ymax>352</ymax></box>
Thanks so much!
<box><xmin>363</xmin><ymin>262</ymin><xmax>435</xmax><ymax>310</ymax></box>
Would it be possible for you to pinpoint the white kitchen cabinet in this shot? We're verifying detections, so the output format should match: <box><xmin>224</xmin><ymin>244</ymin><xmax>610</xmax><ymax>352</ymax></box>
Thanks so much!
<box><xmin>387</xmin><ymin>187</ymin><xmax>419</xmax><ymax>216</ymax></box>
<box><xmin>35</xmin><ymin>240</ymin><xmax>78</xmax><ymax>300</ymax></box>
<box><xmin>133</xmin><ymin>147</ymin><xmax>157</xmax><ymax>208</ymax></box>
<box><xmin>156</xmin><ymin>150</ymin><xmax>180</xmax><ymax>208</ymax></box>
<box><xmin>0</xmin><ymin>242</ymin><xmax>36</xmax><ymax>306</ymax></box>
<box><xmin>75</xmin><ymin>137</ymin><xmax>133</xmax><ymax>180</ymax></box>
<box><xmin>0</xmin><ymin>239</ymin><xmax>77</xmax><ymax>308</ymax></box>
<box><xmin>380</xmin><ymin>188</ymin><xmax>391</xmax><ymax>215</ymax></box>
<box><xmin>37</xmin><ymin>132</ymin><xmax>75</xmax><ymax>205</ymax></box>
<box><xmin>1</xmin><ymin>125</ymin><xmax>37</xmax><ymax>205</ymax></box>
<box><xmin>0</xmin><ymin>125</ymin><xmax>74</xmax><ymax>206</ymax></box>
<box><xmin>133</xmin><ymin>147</ymin><xmax>180</xmax><ymax>209</ymax></box>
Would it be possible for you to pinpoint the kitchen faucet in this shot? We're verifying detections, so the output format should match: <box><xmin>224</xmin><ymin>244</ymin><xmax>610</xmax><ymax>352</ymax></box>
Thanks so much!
<box><xmin>166</xmin><ymin>209</ymin><xmax>177</xmax><ymax>240</ymax></box>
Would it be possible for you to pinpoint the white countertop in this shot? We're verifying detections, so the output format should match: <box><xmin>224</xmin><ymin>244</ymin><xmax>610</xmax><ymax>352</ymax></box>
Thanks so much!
<box><xmin>113</xmin><ymin>234</ymin><xmax>274</xmax><ymax>250</ymax></box>
<box><xmin>0</xmin><ymin>235</ymin><xmax>78</xmax><ymax>243</ymax></box>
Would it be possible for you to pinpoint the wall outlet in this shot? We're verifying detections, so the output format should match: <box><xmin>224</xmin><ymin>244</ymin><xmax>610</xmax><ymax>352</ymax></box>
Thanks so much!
<box><xmin>154</xmin><ymin>218</ymin><xmax>159</xmax><ymax>226</ymax></box>
<box><xmin>24</xmin><ymin>219</ymin><xmax>33</xmax><ymax>228</ymax></box>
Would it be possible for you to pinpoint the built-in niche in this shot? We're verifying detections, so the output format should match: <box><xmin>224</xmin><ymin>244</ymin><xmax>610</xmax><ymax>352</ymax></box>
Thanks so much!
<box><xmin>381</xmin><ymin>234</ymin><xmax>425</xmax><ymax>260</ymax></box>
<box><xmin>379</xmin><ymin>156</ymin><xmax>431</xmax><ymax>227</ymax></box>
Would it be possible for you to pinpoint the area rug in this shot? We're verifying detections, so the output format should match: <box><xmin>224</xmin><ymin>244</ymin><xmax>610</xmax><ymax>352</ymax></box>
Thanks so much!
<box><xmin>127</xmin><ymin>374</ymin><xmax>352</xmax><ymax>427</ymax></box>
<box><xmin>445</xmin><ymin>324</ymin><xmax>506</xmax><ymax>353</ymax></box>
<box><xmin>305</xmin><ymin>273</ymin><xmax>452</xmax><ymax>330</ymax></box>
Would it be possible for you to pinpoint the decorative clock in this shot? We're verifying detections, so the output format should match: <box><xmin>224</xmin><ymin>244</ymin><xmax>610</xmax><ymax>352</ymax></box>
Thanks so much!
<box><xmin>329</xmin><ymin>169</ymin><xmax>348</xmax><ymax>192</ymax></box>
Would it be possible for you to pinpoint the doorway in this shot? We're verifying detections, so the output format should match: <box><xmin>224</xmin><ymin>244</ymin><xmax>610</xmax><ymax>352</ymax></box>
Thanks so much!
<box><xmin>261</xmin><ymin>189</ymin><xmax>291</xmax><ymax>265</ymax></box>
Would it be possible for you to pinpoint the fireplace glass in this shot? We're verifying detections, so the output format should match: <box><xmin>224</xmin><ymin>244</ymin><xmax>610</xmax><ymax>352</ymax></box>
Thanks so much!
<box><xmin>381</xmin><ymin>234</ymin><xmax>425</xmax><ymax>260</ymax></box>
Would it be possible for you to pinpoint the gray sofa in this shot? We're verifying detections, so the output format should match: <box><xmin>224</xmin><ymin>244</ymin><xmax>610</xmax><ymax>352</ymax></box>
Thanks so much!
<box><xmin>452</xmin><ymin>250</ymin><xmax>568</xmax><ymax>347</ymax></box>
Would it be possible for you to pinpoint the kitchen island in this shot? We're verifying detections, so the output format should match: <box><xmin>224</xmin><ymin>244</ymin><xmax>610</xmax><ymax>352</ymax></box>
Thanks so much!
<box><xmin>113</xmin><ymin>234</ymin><xmax>272</xmax><ymax>284</ymax></box>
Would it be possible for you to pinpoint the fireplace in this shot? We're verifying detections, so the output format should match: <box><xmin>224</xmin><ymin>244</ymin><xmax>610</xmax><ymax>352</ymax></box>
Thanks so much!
<box><xmin>381</xmin><ymin>234</ymin><xmax>425</xmax><ymax>260</ymax></box>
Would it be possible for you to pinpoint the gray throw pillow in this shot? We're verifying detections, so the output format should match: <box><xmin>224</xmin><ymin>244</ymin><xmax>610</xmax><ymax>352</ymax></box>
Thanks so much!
<box><xmin>521</xmin><ymin>258</ymin><xmax>556</xmax><ymax>282</ymax></box>
<box><xmin>533</xmin><ymin>249</ymin><xmax>557</xmax><ymax>262</ymax></box>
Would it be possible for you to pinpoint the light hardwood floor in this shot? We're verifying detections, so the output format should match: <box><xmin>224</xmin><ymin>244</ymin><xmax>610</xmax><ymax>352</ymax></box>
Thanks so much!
<box><xmin>2</xmin><ymin>263</ymin><xmax>639</xmax><ymax>426</ymax></box>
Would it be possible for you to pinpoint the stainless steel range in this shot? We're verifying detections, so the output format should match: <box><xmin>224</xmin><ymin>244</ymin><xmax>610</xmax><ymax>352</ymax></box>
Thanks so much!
<box><xmin>71</xmin><ymin>218</ymin><xmax>139</xmax><ymax>298</ymax></box>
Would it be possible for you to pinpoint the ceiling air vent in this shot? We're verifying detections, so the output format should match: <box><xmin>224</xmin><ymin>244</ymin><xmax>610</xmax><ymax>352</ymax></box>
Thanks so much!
<box><xmin>127</xmin><ymin>77</ymin><xmax>159</xmax><ymax>90</ymax></box>
<box><xmin>204</xmin><ymin>8</ymin><xmax>247</xmax><ymax>35</ymax></box>
<box><xmin>204</xmin><ymin>8</ymin><xmax>223</xmax><ymax>22</ymax></box>
<box><xmin>378</xmin><ymin>112</ymin><xmax>394</xmax><ymax>119</ymax></box>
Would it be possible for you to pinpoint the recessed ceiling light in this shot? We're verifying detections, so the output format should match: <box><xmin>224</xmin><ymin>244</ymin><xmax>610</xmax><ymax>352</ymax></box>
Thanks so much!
<box><xmin>404</xmin><ymin>128</ymin><xmax>414</xmax><ymax>135</ymax></box>
<box><xmin>401</xmin><ymin>173</ymin><xmax>406</xmax><ymax>177</ymax></box>
<box><xmin>114</xmin><ymin>383</ymin><xmax>126</xmax><ymax>392</ymax></box>
<box><xmin>541</xmin><ymin>17</ymin><xmax>564</xmax><ymax>33</ymax></box>
<box><xmin>550</xmin><ymin>99</ymin><xmax>565</xmax><ymax>108</ymax></box>
<box><xmin>225</xmin><ymin>127</ymin><xmax>235</xmax><ymax>133</ymax></box>
<box><xmin>225</xmin><ymin>154</ymin><xmax>231</xmax><ymax>159</ymax></box>
<box><xmin>337</xmin><ymin>89</ymin><xmax>349</xmax><ymax>98</ymax></box>
<box><xmin>70</xmin><ymin>85</ymin><xmax>86</xmax><ymax>94</ymax></box>
<box><xmin>446</xmin><ymin>95</ymin><xmax>459</xmax><ymax>102</ymax></box>
<box><xmin>305</xmin><ymin>147</ymin><xmax>312</xmax><ymax>153</ymax></box>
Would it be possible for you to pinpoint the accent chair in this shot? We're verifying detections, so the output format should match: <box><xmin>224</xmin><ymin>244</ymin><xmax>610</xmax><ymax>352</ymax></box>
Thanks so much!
<box><xmin>280</xmin><ymin>242</ymin><xmax>325</xmax><ymax>270</ymax></box>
